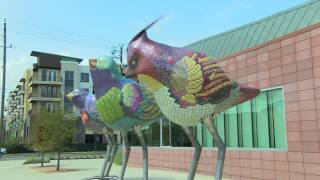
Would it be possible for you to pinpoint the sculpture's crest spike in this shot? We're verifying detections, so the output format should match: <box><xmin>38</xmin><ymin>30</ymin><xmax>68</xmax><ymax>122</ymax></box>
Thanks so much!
<box><xmin>129</xmin><ymin>16</ymin><xmax>165</xmax><ymax>44</ymax></box>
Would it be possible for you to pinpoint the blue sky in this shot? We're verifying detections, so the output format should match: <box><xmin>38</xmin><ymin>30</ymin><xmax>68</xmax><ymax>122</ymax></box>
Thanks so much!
<box><xmin>0</xmin><ymin>0</ymin><xmax>308</xmax><ymax>98</ymax></box>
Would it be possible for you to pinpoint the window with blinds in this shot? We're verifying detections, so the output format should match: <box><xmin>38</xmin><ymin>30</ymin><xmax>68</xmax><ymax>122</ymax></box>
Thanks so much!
<box><xmin>196</xmin><ymin>87</ymin><xmax>286</xmax><ymax>149</ymax></box>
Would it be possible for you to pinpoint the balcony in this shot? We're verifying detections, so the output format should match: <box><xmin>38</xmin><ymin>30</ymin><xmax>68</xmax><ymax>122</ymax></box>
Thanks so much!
<box><xmin>29</xmin><ymin>75</ymin><xmax>62</xmax><ymax>86</ymax></box>
<box><xmin>28</xmin><ymin>92</ymin><xmax>62</xmax><ymax>102</ymax></box>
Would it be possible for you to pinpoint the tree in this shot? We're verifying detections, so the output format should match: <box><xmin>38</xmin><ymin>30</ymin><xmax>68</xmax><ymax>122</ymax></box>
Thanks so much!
<box><xmin>45</xmin><ymin>108</ymin><xmax>77</xmax><ymax>171</ymax></box>
<box><xmin>30</xmin><ymin>108</ymin><xmax>77</xmax><ymax>170</ymax></box>
<box><xmin>30</xmin><ymin>109</ymin><xmax>53</xmax><ymax>167</ymax></box>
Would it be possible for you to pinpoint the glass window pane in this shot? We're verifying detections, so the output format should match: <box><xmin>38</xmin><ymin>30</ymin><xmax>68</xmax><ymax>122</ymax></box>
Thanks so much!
<box><xmin>227</xmin><ymin>106</ymin><xmax>238</xmax><ymax>147</ymax></box>
<box><xmin>161</xmin><ymin>119</ymin><xmax>170</xmax><ymax>146</ymax></box>
<box><xmin>272</xmin><ymin>89</ymin><xmax>287</xmax><ymax>148</ymax></box>
<box><xmin>267</xmin><ymin>91</ymin><xmax>275</xmax><ymax>148</ymax></box>
<box><xmin>42</xmin><ymin>69</ymin><xmax>47</xmax><ymax>81</ymax></box>
<box><xmin>203</xmin><ymin>123</ymin><xmax>213</xmax><ymax>147</ymax></box>
<box><xmin>216</xmin><ymin>113</ymin><xmax>225</xmax><ymax>144</ymax></box>
<box><xmin>237</xmin><ymin>105</ymin><xmax>243</xmax><ymax>147</ymax></box>
<box><xmin>146</xmin><ymin>122</ymin><xmax>160</xmax><ymax>146</ymax></box>
<box><xmin>251</xmin><ymin>98</ymin><xmax>258</xmax><ymax>147</ymax></box>
<box><xmin>255</xmin><ymin>91</ymin><xmax>270</xmax><ymax>148</ymax></box>
<box><xmin>241</xmin><ymin>101</ymin><xmax>253</xmax><ymax>148</ymax></box>
<box><xmin>196</xmin><ymin>124</ymin><xmax>203</xmax><ymax>146</ymax></box>
<box><xmin>171</xmin><ymin>124</ymin><xmax>191</xmax><ymax>147</ymax></box>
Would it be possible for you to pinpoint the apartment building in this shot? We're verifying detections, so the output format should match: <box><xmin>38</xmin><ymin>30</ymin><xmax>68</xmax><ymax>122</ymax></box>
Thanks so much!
<box><xmin>6</xmin><ymin>51</ymin><xmax>96</xmax><ymax>144</ymax></box>
<box><xmin>5</xmin><ymin>77</ymin><xmax>26</xmax><ymax>144</ymax></box>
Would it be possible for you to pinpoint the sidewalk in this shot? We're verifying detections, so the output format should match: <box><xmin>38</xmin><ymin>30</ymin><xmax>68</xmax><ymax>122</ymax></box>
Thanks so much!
<box><xmin>0</xmin><ymin>158</ymin><xmax>226</xmax><ymax>180</ymax></box>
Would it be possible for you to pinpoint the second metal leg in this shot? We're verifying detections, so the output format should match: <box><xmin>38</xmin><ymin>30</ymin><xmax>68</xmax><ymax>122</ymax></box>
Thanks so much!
<box><xmin>203</xmin><ymin>116</ymin><xmax>226</xmax><ymax>180</ymax></box>
<box><xmin>105</xmin><ymin>134</ymin><xmax>118</xmax><ymax>177</ymax></box>
<box><xmin>100</xmin><ymin>134</ymin><xmax>113</xmax><ymax>179</ymax></box>
<box><xmin>119</xmin><ymin>131</ymin><xmax>130</xmax><ymax>180</ymax></box>
<box><xmin>181</xmin><ymin>126</ymin><xmax>202</xmax><ymax>180</ymax></box>
<box><xmin>134</xmin><ymin>126</ymin><xmax>148</xmax><ymax>180</ymax></box>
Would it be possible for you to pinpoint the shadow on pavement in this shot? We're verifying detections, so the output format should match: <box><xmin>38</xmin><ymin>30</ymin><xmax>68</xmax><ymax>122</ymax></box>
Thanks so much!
<box><xmin>31</xmin><ymin>165</ymin><xmax>96</xmax><ymax>173</ymax></box>
<box><xmin>124</xmin><ymin>178</ymin><xmax>175</xmax><ymax>180</ymax></box>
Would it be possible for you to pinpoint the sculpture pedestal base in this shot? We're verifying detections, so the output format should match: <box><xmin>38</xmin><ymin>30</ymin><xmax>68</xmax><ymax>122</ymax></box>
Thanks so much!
<box><xmin>82</xmin><ymin>175</ymin><xmax>119</xmax><ymax>180</ymax></box>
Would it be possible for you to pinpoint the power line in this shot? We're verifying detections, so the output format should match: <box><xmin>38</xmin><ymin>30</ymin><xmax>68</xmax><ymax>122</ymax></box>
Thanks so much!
<box><xmin>1</xmin><ymin>17</ymin><xmax>120</xmax><ymax>44</ymax></box>
<box><xmin>8</xmin><ymin>24</ymin><xmax>114</xmax><ymax>46</ymax></box>
<box><xmin>0</xmin><ymin>17</ymin><xmax>124</xmax><ymax>51</ymax></box>
<box><xmin>11</xmin><ymin>29</ymin><xmax>112</xmax><ymax>50</ymax></box>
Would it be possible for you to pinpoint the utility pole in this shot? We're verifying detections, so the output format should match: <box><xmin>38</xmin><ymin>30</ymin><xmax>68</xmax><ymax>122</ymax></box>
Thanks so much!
<box><xmin>0</xmin><ymin>19</ymin><xmax>6</xmax><ymax>144</ymax></box>
<box><xmin>0</xmin><ymin>19</ymin><xmax>12</xmax><ymax>145</ymax></box>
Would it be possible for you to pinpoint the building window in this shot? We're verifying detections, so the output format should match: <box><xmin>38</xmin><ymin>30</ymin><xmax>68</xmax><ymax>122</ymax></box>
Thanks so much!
<box><xmin>48</xmin><ymin>70</ymin><xmax>57</xmax><ymax>81</ymax></box>
<box><xmin>40</xmin><ymin>102</ymin><xmax>56</xmax><ymax>113</ymax></box>
<box><xmin>64</xmin><ymin>71</ymin><xmax>74</xmax><ymax>113</ymax></box>
<box><xmin>46</xmin><ymin>103</ymin><xmax>56</xmax><ymax>113</ymax></box>
<box><xmin>41</xmin><ymin>69</ymin><xmax>57</xmax><ymax>81</ymax></box>
<box><xmin>41</xmin><ymin>69</ymin><xmax>47</xmax><ymax>81</ymax></box>
<box><xmin>65</xmin><ymin>71</ymin><xmax>73</xmax><ymax>80</ymax></box>
<box><xmin>64</xmin><ymin>103</ymin><xmax>73</xmax><ymax>113</ymax></box>
<box><xmin>80</xmin><ymin>72</ymin><xmax>89</xmax><ymax>82</ymax></box>
<box><xmin>40</xmin><ymin>86</ymin><xmax>47</xmax><ymax>97</ymax></box>
<box><xmin>128</xmin><ymin>118</ymin><xmax>191</xmax><ymax>147</ymax></box>
<box><xmin>40</xmin><ymin>86</ymin><xmax>59</xmax><ymax>98</ymax></box>
<box><xmin>196</xmin><ymin>87</ymin><xmax>286</xmax><ymax>149</ymax></box>
<box><xmin>47</xmin><ymin>87</ymin><xmax>58</xmax><ymax>98</ymax></box>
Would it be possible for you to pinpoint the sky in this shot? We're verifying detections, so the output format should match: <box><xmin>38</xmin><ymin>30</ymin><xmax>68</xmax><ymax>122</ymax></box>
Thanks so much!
<box><xmin>0</xmin><ymin>0</ymin><xmax>308</xmax><ymax>103</ymax></box>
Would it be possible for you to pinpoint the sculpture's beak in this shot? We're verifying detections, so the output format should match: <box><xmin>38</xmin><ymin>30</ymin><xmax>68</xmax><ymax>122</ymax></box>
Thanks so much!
<box><xmin>66</xmin><ymin>91</ymin><xmax>75</xmax><ymax>102</ymax></box>
<box><xmin>238</xmin><ymin>83</ymin><xmax>260</xmax><ymax>103</ymax></box>
<box><xmin>124</xmin><ymin>68</ymin><xmax>136</xmax><ymax>79</ymax></box>
<box><xmin>89</xmin><ymin>59</ymin><xmax>97</xmax><ymax>70</ymax></box>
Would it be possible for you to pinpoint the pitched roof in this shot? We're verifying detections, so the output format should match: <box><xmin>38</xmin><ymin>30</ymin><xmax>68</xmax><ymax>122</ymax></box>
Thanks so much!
<box><xmin>185</xmin><ymin>0</ymin><xmax>320</xmax><ymax>59</ymax></box>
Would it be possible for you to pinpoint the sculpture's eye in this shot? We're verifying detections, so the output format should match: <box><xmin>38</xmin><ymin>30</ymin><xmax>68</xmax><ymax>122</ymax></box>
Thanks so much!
<box><xmin>130</xmin><ymin>56</ymin><xmax>138</xmax><ymax>68</ymax></box>
<box><xmin>132</xmin><ymin>59</ymin><xmax>137</xmax><ymax>66</ymax></box>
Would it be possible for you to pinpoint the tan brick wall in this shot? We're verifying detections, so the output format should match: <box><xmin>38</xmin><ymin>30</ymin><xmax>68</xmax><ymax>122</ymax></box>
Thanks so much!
<box><xmin>127</xmin><ymin>23</ymin><xmax>320</xmax><ymax>180</ymax></box>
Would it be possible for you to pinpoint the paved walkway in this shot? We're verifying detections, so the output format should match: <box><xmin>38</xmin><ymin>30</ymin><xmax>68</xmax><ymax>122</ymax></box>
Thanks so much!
<box><xmin>0</xmin><ymin>158</ymin><xmax>221</xmax><ymax>180</ymax></box>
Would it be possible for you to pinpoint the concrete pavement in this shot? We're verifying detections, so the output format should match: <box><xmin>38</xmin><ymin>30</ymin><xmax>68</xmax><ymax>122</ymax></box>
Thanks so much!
<box><xmin>0</xmin><ymin>158</ymin><xmax>223</xmax><ymax>180</ymax></box>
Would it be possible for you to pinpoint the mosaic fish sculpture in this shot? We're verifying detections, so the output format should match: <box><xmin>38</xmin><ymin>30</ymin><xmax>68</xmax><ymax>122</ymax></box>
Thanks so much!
<box><xmin>89</xmin><ymin>56</ymin><xmax>162</xmax><ymax>180</ymax></box>
<box><xmin>125</xmin><ymin>18</ymin><xmax>260</xmax><ymax>180</ymax></box>
<box><xmin>66</xmin><ymin>89</ymin><xmax>118</xmax><ymax>180</ymax></box>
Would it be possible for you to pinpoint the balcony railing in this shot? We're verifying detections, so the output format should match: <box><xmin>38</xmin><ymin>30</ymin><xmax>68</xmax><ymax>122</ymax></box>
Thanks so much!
<box><xmin>28</xmin><ymin>92</ymin><xmax>62</xmax><ymax>102</ymax></box>
<box><xmin>31</xmin><ymin>92</ymin><xmax>61</xmax><ymax>98</ymax></box>
<box><xmin>29</xmin><ymin>75</ymin><xmax>62</xmax><ymax>85</ymax></box>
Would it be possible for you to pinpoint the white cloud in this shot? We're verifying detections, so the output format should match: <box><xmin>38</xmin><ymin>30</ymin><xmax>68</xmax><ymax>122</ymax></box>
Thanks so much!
<box><xmin>58</xmin><ymin>51</ymin><xmax>72</xmax><ymax>57</ymax></box>
<box><xmin>0</xmin><ymin>55</ymin><xmax>35</xmax><ymax>99</ymax></box>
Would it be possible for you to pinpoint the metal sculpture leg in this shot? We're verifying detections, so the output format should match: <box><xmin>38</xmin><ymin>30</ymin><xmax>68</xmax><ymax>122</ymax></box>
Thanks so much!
<box><xmin>104</xmin><ymin>134</ymin><xmax>118</xmax><ymax>177</ymax></box>
<box><xmin>99</xmin><ymin>134</ymin><xmax>113</xmax><ymax>179</ymax></box>
<box><xmin>134</xmin><ymin>126</ymin><xmax>148</xmax><ymax>180</ymax></box>
<box><xmin>82</xmin><ymin>133</ymin><xmax>118</xmax><ymax>180</ymax></box>
<box><xmin>119</xmin><ymin>131</ymin><xmax>130</xmax><ymax>180</ymax></box>
<box><xmin>203</xmin><ymin>116</ymin><xmax>226</xmax><ymax>180</ymax></box>
<box><xmin>181</xmin><ymin>126</ymin><xmax>202</xmax><ymax>180</ymax></box>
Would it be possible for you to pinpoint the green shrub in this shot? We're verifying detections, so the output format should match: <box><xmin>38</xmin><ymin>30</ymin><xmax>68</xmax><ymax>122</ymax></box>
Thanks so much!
<box><xmin>4</xmin><ymin>144</ymin><xmax>34</xmax><ymax>154</ymax></box>
<box><xmin>23</xmin><ymin>157</ymin><xmax>50</xmax><ymax>165</ymax></box>
<box><xmin>113</xmin><ymin>151</ymin><xmax>122</xmax><ymax>165</ymax></box>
